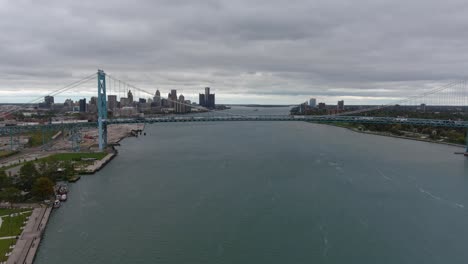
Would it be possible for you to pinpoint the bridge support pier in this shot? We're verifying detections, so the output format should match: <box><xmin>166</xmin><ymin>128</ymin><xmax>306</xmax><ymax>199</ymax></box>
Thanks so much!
<box><xmin>97</xmin><ymin>70</ymin><xmax>108</xmax><ymax>151</ymax></box>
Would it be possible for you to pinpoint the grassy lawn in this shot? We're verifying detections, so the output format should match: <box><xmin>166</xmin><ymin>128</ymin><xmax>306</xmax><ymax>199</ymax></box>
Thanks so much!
<box><xmin>0</xmin><ymin>152</ymin><xmax>107</xmax><ymax>173</ymax></box>
<box><xmin>0</xmin><ymin>238</ymin><xmax>16</xmax><ymax>262</ymax></box>
<box><xmin>0</xmin><ymin>211</ymin><xmax>32</xmax><ymax>237</ymax></box>
<box><xmin>0</xmin><ymin>208</ymin><xmax>31</xmax><ymax>217</ymax></box>
<box><xmin>27</xmin><ymin>130</ymin><xmax>58</xmax><ymax>147</ymax></box>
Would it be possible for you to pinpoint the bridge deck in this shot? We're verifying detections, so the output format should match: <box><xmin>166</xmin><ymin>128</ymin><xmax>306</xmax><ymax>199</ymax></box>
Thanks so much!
<box><xmin>1</xmin><ymin>115</ymin><xmax>467</xmax><ymax>135</ymax></box>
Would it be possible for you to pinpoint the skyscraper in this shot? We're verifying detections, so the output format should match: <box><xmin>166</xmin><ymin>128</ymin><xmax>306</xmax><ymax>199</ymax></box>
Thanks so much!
<box><xmin>175</xmin><ymin>94</ymin><xmax>186</xmax><ymax>113</ymax></box>
<box><xmin>153</xmin><ymin>90</ymin><xmax>161</xmax><ymax>106</ymax></box>
<box><xmin>199</xmin><ymin>94</ymin><xmax>205</xmax><ymax>106</ymax></box>
<box><xmin>108</xmin><ymin>95</ymin><xmax>117</xmax><ymax>111</ymax></box>
<box><xmin>309</xmin><ymin>98</ymin><xmax>316</xmax><ymax>108</ymax></box>
<box><xmin>169</xmin><ymin>89</ymin><xmax>177</xmax><ymax>107</ymax></box>
<box><xmin>127</xmin><ymin>90</ymin><xmax>134</xmax><ymax>104</ymax></box>
<box><xmin>199</xmin><ymin>87</ymin><xmax>215</xmax><ymax>108</ymax></box>
<box><xmin>79</xmin><ymin>98</ymin><xmax>86</xmax><ymax>112</ymax></box>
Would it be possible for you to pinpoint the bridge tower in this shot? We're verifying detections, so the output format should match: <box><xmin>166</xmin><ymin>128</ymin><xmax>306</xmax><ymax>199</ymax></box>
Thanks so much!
<box><xmin>97</xmin><ymin>70</ymin><xmax>107</xmax><ymax>151</ymax></box>
<box><xmin>465</xmin><ymin>129</ymin><xmax>468</xmax><ymax>156</ymax></box>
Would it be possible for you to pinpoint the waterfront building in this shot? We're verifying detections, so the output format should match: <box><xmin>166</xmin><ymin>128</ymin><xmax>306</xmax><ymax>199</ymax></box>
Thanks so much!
<box><xmin>318</xmin><ymin>102</ymin><xmax>326</xmax><ymax>110</ymax></box>
<box><xmin>199</xmin><ymin>87</ymin><xmax>216</xmax><ymax>108</ymax></box>
<box><xmin>120</xmin><ymin>106</ymin><xmax>138</xmax><ymax>117</ymax></box>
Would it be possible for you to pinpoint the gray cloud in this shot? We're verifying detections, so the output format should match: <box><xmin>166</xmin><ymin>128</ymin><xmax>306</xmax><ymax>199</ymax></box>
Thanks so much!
<box><xmin>1</xmin><ymin>0</ymin><xmax>468</xmax><ymax>104</ymax></box>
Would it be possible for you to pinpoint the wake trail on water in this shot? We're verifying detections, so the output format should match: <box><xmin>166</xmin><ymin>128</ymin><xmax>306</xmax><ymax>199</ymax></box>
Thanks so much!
<box><xmin>417</xmin><ymin>186</ymin><xmax>465</xmax><ymax>209</ymax></box>
<box><xmin>376</xmin><ymin>168</ymin><xmax>393</xmax><ymax>181</ymax></box>
<box><xmin>318</xmin><ymin>225</ymin><xmax>330</xmax><ymax>257</ymax></box>
<box><xmin>375</xmin><ymin>168</ymin><xmax>465</xmax><ymax>209</ymax></box>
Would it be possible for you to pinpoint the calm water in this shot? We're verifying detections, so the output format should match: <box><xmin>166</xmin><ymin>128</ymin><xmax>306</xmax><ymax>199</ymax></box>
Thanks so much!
<box><xmin>35</xmin><ymin>107</ymin><xmax>468</xmax><ymax>264</ymax></box>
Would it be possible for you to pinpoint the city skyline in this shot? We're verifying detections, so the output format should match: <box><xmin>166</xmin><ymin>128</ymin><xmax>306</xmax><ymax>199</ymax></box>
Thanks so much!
<box><xmin>1</xmin><ymin>1</ymin><xmax>467</xmax><ymax>105</ymax></box>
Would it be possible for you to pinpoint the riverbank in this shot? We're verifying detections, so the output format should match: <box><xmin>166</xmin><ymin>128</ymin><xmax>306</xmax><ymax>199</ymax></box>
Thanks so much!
<box><xmin>5</xmin><ymin>207</ymin><xmax>51</xmax><ymax>264</ymax></box>
<box><xmin>325</xmin><ymin>123</ymin><xmax>466</xmax><ymax>149</ymax></box>
<box><xmin>0</xmin><ymin>124</ymin><xmax>144</xmax><ymax>263</ymax></box>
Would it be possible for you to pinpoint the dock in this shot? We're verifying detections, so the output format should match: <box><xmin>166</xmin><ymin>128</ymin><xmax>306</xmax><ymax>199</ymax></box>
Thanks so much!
<box><xmin>81</xmin><ymin>152</ymin><xmax>116</xmax><ymax>174</ymax></box>
<box><xmin>6</xmin><ymin>207</ymin><xmax>52</xmax><ymax>264</ymax></box>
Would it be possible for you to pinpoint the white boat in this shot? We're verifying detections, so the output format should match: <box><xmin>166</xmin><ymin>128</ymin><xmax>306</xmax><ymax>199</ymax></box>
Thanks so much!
<box><xmin>60</xmin><ymin>194</ymin><xmax>67</xmax><ymax>201</ymax></box>
<box><xmin>53</xmin><ymin>200</ymin><xmax>61</xmax><ymax>208</ymax></box>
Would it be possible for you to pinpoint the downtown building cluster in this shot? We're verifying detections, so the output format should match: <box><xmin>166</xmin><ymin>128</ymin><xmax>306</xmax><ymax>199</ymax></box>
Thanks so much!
<box><xmin>37</xmin><ymin>87</ymin><xmax>216</xmax><ymax>117</ymax></box>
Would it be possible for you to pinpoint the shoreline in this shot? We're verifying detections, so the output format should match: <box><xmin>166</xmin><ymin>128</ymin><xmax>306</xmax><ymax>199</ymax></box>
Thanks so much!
<box><xmin>6</xmin><ymin>207</ymin><xmax>52</xmax><ymax>264</ymax></box>
<box><xmin>325</xmin><ymin>123</ymin><xmax>466</xmax><ymax>149</ymax></box>
<box><xmin>2</xmin><ymin>124</ymin><xmax>143</xmax><ymax>263</ymax></box>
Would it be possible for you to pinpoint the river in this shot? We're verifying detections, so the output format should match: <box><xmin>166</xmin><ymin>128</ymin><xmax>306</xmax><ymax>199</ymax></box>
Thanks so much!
<box><xmin>35</xmin><ymin>106</ymin><xmax>468</xmax><ymax>264</ymax></box>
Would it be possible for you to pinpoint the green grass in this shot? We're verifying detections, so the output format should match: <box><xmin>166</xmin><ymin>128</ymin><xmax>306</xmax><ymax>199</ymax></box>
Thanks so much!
<box><xmin>0</xmin><ymin>211</ymin><xmax>32</xmax><ymax>237</ymax></box>
<box><xmin>0</xmin><ymin>238</ymin><xmax>16</xmax><ymax>262</ymax></box>
<box><xmin>0</xmin><ymin>208</ymin><xmax>31</xmax><ymax>217</ymax></box>
<box><xmin>27</xmin><ymin>130</ymin><xmax>58</xmax><ymax>147</ymax></box>
<box><xmin>0</xmin><ymin>152</ymin><xmax>107</xmax><ymax>173</ymax></box>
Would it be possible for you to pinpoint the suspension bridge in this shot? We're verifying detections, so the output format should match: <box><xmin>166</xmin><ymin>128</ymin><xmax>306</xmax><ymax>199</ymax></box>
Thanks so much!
<box><xmin>0</xmin><ymin>70</ymin><xmax>467</xmax><ymax>155</ymax></box>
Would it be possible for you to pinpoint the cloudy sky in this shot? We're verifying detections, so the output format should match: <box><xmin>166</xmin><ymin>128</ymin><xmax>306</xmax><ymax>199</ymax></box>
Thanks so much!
<box><xmin>1</xmin><ymin>0</ymin><xmax>467</xmax><ymax>104</ymax></box>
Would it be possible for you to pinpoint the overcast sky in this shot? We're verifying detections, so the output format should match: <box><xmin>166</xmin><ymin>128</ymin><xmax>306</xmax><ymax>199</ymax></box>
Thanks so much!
<box><xmin>1</xmin><ymin>0</ymin><xmax>467</xmax><ymax>104</ymax></box>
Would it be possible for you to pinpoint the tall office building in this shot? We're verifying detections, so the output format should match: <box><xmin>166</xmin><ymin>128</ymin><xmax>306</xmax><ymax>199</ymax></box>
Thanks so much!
<box><xmin>199</xmin><ymin>94</ymin><xmax>205</xmax><ymax>106</ymax></box>
<box><xmin>153</xmin><ymin>90</ymin><xmax>161</xmax><ymax>106</ymax></box>
<box><xmin>208</xmin><ymin>94</ymin><xmax>215</xmax><ymax>108</ymax></box>
<box><xmin>175</xmin><ymin>94</ymin><xmax>186</xmax><ymax>113</ymax></box>
<box><xmin>309</xmin><ymin>98</ymin><xmax>317</xmax><ymax>108</ymax></box>
<box><xmin>337</xmin><ymin>100</ymin><xmax>344</xmax><ymax>111</ymax></box>
<box><xmin>44</xmin><ymin>96</ymin><xmax>54</xmax><ymax>108</ymax></box>
<box><xmin>108</xmin><ymin>95</ymin><xmax>117</xmax><ymax>111</ymax></box>
<box><xmin>199</xmin><ymin>87</ymin><xmax>215</xmax><ymax>108</ymax></box>
<box><xmin>79</xmin><ymin>98</ymin><xmax>86</xmax><ymax>112</ymax></box>
<box><xmin>169</xmin><ymin>89</ymin><xmax>177</xmax><ymax>107</ymax></box>
<box><xmin>127</xmin><ymin>90</ymin><xmax>134</xmax><ymax>104</ymax></box>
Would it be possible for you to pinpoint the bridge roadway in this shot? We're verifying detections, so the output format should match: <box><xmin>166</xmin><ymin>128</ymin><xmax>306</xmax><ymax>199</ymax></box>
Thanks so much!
<box><xmin>1</xmin><ymin>115</ymin><xmax>467</xmax><ymax>135</ymax></box>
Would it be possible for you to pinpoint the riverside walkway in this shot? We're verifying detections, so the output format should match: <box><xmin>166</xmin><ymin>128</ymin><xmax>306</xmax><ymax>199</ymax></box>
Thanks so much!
<box><xmin>6</xmin><ymin>207</ymin><xmax>51</xmax><ymax>264</ymax></box>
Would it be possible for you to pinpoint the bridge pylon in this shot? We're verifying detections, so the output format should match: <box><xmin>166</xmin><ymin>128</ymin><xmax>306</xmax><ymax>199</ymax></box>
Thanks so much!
<box><xmin>97</xmin><ymin>70</ymin><xmax>107</xmax><ymax>151</ymax></box>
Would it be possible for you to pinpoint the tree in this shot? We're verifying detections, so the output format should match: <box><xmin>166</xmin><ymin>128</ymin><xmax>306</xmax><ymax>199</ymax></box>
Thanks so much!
<box><xmin>18</xmin><ymin>162</ymin><xmax>39</xmax><ymax>191</ymax></box>
<box><xmin>61</xmin><ymin>160</ymin><xmax>76</xmax><ymax>179</ymax></box>
<box><xmin>32</xmin><ymin>177</ymin><xmax>54</xmax><ymax>200</ymax></box>
<box><xmin>0</xmin><ymin>170</ymin><xmax>12</xmax><ymax>189</ymax></box>
<box><xmin>0</xmin><ymin>187</ymin><xmax>22</xmax><ymax>203</ymax></box>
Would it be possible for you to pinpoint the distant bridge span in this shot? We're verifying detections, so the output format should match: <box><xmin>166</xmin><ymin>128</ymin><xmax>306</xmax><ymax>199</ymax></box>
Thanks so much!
<box><xmin>1</xmin><ymin>115</ymin><xmax>467</xmax><ymax>136</ymax></box>
<box><xmin>108</xmin><ymin>115</ymin><xmax>468</xmax><ymax>128</ymax></box>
